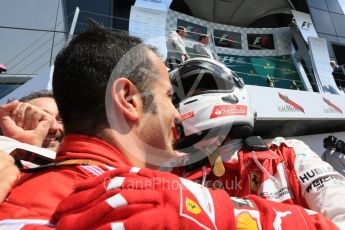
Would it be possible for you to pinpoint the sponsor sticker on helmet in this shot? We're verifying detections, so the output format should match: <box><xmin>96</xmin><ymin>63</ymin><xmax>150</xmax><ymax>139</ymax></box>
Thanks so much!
<box><xmin>181</xmin><ymin>111</ymin><xmax>195</xmax><ymax>121</ymax></box>
<box><xmin>210</xmin><ymin>105</ymin><xmax>247</xmax><ymax>119</ymax></box>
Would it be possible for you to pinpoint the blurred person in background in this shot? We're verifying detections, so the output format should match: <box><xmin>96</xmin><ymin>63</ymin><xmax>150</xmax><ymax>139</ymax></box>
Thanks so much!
<box><xmin>166</xmin><ymin>26</ymin><xmax>190</xmax><ymax>70</ymax></box>
<box><xmin>1</xmin><ymin>90</ymin><xmax>63</xmax><ymax>152</ymax></box>
<box><xmin>0</xmin><ymin>90</ymin><xmax>62</xmax><ymax>204</ymax></box>
<box><xmin>193</xmin><ymin>34</ymin><xmax>218</xmax><ymax>61</ymax></box>
<box><xmin>330</xmin><ymin>60</ymin><xmax>345</xmax><ymax>90</ymax></box>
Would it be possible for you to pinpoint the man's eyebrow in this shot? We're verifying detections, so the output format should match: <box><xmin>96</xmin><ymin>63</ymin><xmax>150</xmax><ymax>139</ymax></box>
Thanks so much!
<box><xmin>42</xmin><ymin>109</ymin><xmax>52</xmax><ymax>115</ymax></box>
<box><xmin>42</xmin><ymin>109</ymin><xmax>59</xmax><ymax>119</ymax></box>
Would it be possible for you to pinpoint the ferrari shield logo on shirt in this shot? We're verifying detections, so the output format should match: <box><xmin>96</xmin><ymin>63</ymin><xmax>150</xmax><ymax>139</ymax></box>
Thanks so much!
<box><xmin>249</xmin><ymin>172</ymin><xmax>260</xmax><ymax>191</ymax></box>
<box><xmin>186</xmin><ymin>198</ymin><xmax>201</xmax><ymax>214</ymax></box>
<box><xmin>179</xmin><ymin>178</ymin><xmax>217</xmax><ymax>229</ymax></box>
<box><xmin>210</xmin><ymin>105</ymin><xmax>247</xmax><ymax>119</ymax></box>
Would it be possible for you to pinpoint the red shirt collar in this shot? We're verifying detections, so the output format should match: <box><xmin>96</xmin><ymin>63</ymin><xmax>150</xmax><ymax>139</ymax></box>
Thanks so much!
<box><xmin>56</xmin><ymin>134</ymin><xmax>132</xmax><ymax>168</ymax></box>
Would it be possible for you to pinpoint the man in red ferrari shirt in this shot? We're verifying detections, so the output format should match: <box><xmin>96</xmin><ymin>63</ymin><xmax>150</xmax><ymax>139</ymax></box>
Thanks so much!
<box><xmin>0</xmin><ymin>90</ymin><xmax>61</xmax><ymax>203</ymax></box>
<box><xmin>0</xmin><ymin>20</ymin><xmax>182</xmax><ymax>226</ymax></box>
<box><xmin>169</xmin><ymin>58</ymin><xmax>345</xmax><ymax>228</ymax></box>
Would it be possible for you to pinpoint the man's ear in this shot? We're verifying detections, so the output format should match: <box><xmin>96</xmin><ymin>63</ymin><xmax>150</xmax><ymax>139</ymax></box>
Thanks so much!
<box><xmin>111</xmin><ymin>78</ymin><xmax>141</xmax><ymax>121</ymax></box>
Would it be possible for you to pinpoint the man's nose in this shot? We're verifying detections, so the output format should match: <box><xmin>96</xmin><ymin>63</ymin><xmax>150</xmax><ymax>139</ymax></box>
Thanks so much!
<box><xmin>174</xmin><ymin>108</ymin><xmax>181</xmax><ymax>124</ymax></box>
<box><xmin>49</xmin><ymin>118</ymin><xmax>63</xmax><ymax>134</ymax></box>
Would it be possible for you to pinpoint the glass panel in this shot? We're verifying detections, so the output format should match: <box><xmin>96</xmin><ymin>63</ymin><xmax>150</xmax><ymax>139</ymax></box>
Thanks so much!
<box><xmin>326</xmin><ymin>0</ymin><xmax>344</xmax><ymax>14</ymax></box>
<box><xmin>310</xmin><ymin>8</ymin><xmax>336</xmax><ymax>35</ymax></box>
<box><xmin>0</xmin><ymin>84</ymin><xmax>21</xmax><ymax>99</ymax></box>
<box><xmin>113</xmin><ymin>0</ymin><xmax>135</xmax><ymax>31</ymax></box>
<box><xmin>307</xmin><ymin>0</ymin><xmax>328</xmax><ymax>10</ymax></box>
<box><xmin>64</xmin><ymin>0</ymin><xmax>113</xmax><ymax>33</ymax></box>
<box><xmin>330</xmin><ymin>13</ymin><xmax>345</xmax><ymax>36</ymax></box>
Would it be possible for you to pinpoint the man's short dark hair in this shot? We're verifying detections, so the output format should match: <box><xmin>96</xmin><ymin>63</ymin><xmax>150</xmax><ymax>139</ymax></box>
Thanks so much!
<box><xmin>53</xmin><ymin>21</ymin><xmax>159</xmax><ymax>135</ymax></box>
<box><xmin>19</xmin><ymin>90</ymin><xmax>54</xmax><ymax>102</ymax></box>
<box><xmin>176</xmin><ymin>26</ymin><xmax>186</xmax><ymax>33</ymax></box>
<box><xmin>199</xmin><ymin>34</ymin><xmax>208</xmax><ymax>42</ymax></box>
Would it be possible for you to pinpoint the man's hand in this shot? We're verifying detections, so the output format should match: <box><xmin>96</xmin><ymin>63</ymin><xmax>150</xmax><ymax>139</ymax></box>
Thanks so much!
<box><xmin>183</xmin><ymin>54</ymin><xmax>190</xmax><ymax>61</ymax></box>
<box><xmin>0</xmin><ymin>101</ymin><xmax>54</xmax><ymax>147</ymax></box>
<box><xmin>0</xmin><ymin>152</ymin><xmax>19</xmax><ymax>203</ymax></box>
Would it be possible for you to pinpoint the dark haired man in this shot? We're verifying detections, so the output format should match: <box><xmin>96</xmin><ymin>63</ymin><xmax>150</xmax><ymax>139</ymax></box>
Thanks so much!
<box><xmin>193</xmin><ymin>34</ymin><xmax>218</xmax><ymax>60</ymax></box>
<box><xmin>0</xmin><ymin>23</ymin><xmax>181</xmax><ymax>225</ymax></box>
<box><xmin>166</xmin><ymin>26</ymin><xmax>190</xmax><ymax>69</ymax></box>
<box><xmin>1</xmin><ymin>90</ymin><xmax>63</xmax><ymax>151</ymax></box>
<box><xmin>0</xmin><ymin>90</ymin><xmax>60</xmax><ymax>205</ymax></box>
<box><xmin>0</xmin><ymin>23</ymin><xmax>338</xmax><ymax>229</ymax></box>
<box><xmin>18</xmin><ymin>90</ymin><xmax>53</xmax><ymax>102</ymax></box>
<box><xmin>0</xmin><ymin>90</ymin><xmax>62</xmax><ymax>205</ymax></box>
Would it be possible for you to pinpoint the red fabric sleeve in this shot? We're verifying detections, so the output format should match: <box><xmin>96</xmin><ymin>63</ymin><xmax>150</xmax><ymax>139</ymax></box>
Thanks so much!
<box><xmin>50</xmin><ymin>167</ymin><xmax>338</xmax><ymax>230</ymax></box>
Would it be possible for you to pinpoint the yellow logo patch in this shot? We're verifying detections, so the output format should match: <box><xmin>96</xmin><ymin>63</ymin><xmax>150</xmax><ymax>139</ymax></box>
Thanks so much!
<box><xmin>186</xmin><ymin>198</ymin><xmax>201</xmax><ymax>215</ymax></box>
<box><xmin>236</xmin><ymin>212</ymin><xmax>259</xmax><ymax>230</ymax></box>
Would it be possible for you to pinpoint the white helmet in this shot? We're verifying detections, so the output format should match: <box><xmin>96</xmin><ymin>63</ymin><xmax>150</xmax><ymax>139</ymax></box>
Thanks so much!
<box><xmin>170</xmin><ymin>58</ymin><xmax>255</xmax><ymax>154</ymax></box>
